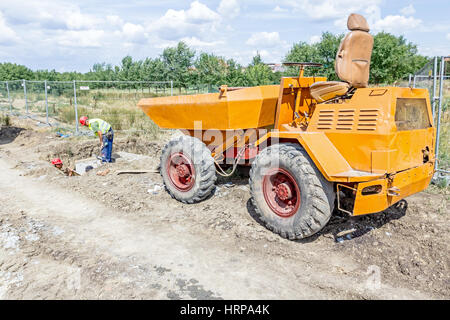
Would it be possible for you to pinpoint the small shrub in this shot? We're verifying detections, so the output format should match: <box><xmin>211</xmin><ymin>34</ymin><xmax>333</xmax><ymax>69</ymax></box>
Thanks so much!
<box><xmin>1</xmin><ymin>114</ymin><xmax>10</xmax><ymax>126</ymax></box>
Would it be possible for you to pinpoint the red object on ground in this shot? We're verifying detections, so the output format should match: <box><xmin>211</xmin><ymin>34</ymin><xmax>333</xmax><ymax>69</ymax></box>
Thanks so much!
<box><xmin>51</xmin><ymin>158</ymin><xmax>63</xmax><ymax>165</ymax></box>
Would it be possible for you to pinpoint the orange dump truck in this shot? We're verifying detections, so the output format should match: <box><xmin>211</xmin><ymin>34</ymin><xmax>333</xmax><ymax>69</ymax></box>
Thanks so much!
<box><xmin>138</xmin><ymin>14</ymin><xmax>435</xmax><ymax>240</ymax></box>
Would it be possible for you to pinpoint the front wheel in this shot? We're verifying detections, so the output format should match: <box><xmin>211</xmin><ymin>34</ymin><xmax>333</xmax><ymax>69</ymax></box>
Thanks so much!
<box><xmin>160</xmin><ymin>135</ymin><xmax>216</xmax><ymax>204</ymax></box>
<box><xmin>249</xmin><ymin>143</ymin><xmax>335</xmax><ymax>240</ymax></box>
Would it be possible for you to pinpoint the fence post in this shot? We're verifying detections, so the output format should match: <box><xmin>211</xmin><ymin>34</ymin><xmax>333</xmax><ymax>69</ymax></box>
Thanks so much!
<box><xmin>23</xmin><ymin>79</ymin><xmax>28</xmax><ymax>114</ymax></box>
<box><xmin>413</xmin><ymin>75</ymin><xmax>416</xmax><ymax>88</ymax></box>
<box><xmin>432</xmin><ymin>56</ymin><xmax>438</xmax><ymax>119</ymax></box>
<box><xmin>435</xmin><ymin>56</ymin><xmax>445</xmax><ymax>172</ymax></box>
<box><xmin>6</xmin><ymin>81</ymin><xmax>12</xmax><ymax>114</ymax></box>
<box><xmin>73</xmin><ymin>80</ymin><xmax>79</xmax><ymax>133</ymax></box>
<box><xmin>408</xmin><ymin>74</ymin><xmax>412</xmax><ymax>87</ymax></box>
<box><xmin>170</xmin><ymin>81</ymin><xmax>173</xmax><ymax>96</ymax></box>
<box><xmin>44</xmin><ymin>80</ymin><xmax>49</xmax><ymax>124</ymax></box>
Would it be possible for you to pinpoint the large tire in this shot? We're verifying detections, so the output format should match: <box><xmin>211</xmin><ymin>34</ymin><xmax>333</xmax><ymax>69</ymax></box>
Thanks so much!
<box><xmin>249</xmin><ymin>143</ymin><xmax>335</xmax><ymax>240</ymax></box>
<box><xmin>160</xmin><ymin>135</ymin><xmax>216</xmax><ymax>203</ymax></box>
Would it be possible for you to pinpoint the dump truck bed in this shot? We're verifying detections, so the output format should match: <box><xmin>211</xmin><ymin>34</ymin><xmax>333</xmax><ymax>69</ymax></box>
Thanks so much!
<box><xmin>138</xmin><ymin>85</ymin><xmax>279</xmax><ymax>130</ymax></box>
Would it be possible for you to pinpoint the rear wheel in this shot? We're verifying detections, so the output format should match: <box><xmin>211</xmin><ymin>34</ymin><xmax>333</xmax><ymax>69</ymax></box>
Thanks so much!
<box><xmin>161</xmin><ymin>135</ymin><xmax>216</xmax><ymax>203</ymax></box>
<box><xmin>249</xmin><ymin>143</ymin><xmax>335</xmax><ymax>240</ymax></box>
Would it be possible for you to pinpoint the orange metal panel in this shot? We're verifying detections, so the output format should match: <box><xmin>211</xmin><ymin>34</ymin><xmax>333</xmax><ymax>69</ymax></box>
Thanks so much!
<box><xmin>274</xmin><ymin>77</ymin><xmax>325</xmax><ymax>130</ymax></box>
<box><xmin>138</xmin><ymin>85</ymin><xmax>279</xmax><ymax>130</ymax></box>
<box><xmin>371</xmin><ymin>149</ymin><xmax>396</xmax><ymax>173</ymax></box>
<box><xmin>307</xmin><ymin>87</ymin><xmax>435</xmax><ymax>174</ymax></box>
<box><xmin>255</xmin><ymin>131</ymin><xmax>353</xmax><ymax>181</ymax></box>
<box><xmin>353</xmin><ymin>162</ymin><xmax>434</xmax><ymax>215</ymax></box>
<box><xmin>352</xmin><ymin>179</ymin><xmax>389</xmax><ymax>215</ymax></box>
<box><xmin>274</xmin><ymin>78</ymin><xmax>296</xmax><ymax>130</ymax></box>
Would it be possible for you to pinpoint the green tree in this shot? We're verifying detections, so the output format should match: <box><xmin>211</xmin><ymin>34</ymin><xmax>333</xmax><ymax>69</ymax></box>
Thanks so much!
<box><xmin>141</xmin><ymin>58</ymin><xmax>165</xmax><ymax>82</ymax></box>
<box><xmin>161</xmin><ymin>41</ymin><xmax>196</xmax><ymax>89</ymax></box>
<box><xmin>370</xmin><ymin>32</ymin><xmax>428</xmax><ymax>84</ymax></box>
<box><xmin>284</xmin><ymin>32</ymin><xmax>343</xmax><ymax>79</ymax></box>
<box><xmin>57</xmin><ymin>71</ymin><xmax>84</xmax><ymax>81</ymax></box>
<box><xmin>86</xmin><ymin>63</ymin><xmax>116</xmax><ymax>81</ymax></box>
<box><xmin>0</xmin><ymin>63</ymin><xmax>33</xmax><ymax>80</ymax></box>
<box><xmin>224</xmin><ymin>59</ymin><xmax>245</xmax><ymax>86</ymax></box>
<box><xmin>249</xmin><ymin>52</ymin><xmax>264</xmax><ymax>66</ymax></box>
<box><xmin>33</xmin><ymin>69</ymin><xmax>59</xmax><ymax>81</ymax></box>
<box><xmin>315</xmin><ymin>32</ymin><xmax>344</xmax><ymax>80</ymax></box>
<box><xmin>243</xmin><ymin>55</ymin><xmax>273</xmax><ymax>86</ymax></box>
<box><xmin>118</xmin><ymin>56</ymin><xmax>143</xmax><ymax>82</ymax></box>
<box><xmin>284</xmin><ymin>31</ymin><xmax>428</xmax><ymax>84</ymax></box>
<box><xmin>194</xmin><ymin>53</ymin><xmax>227</xmax><ymax>85</ymax></box>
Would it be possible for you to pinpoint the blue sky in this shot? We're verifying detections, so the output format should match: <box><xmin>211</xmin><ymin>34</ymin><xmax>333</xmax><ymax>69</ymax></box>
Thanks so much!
<box><xmin>0</xmin><ymin>0</ymin><xmax>448</xmax><ymax>72</ymax></box>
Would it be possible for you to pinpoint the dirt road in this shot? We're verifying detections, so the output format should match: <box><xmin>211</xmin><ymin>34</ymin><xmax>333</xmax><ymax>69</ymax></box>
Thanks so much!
<box><xmin>0</xmin><ymin>123</ymin><xmax>448</xmax><ymax>299</ymax></box>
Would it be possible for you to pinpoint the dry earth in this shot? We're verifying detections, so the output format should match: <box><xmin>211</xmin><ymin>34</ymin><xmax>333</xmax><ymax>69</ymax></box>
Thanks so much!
<box><xmin>0</xmin><ymin>117</ymin><xmax>448</xmax><ymax>299</ymax></box>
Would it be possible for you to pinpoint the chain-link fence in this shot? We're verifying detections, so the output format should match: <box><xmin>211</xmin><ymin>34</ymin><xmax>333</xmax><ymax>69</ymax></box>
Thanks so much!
<box><xmin>409</xmin><ymin>56</ymin><xmax>449</xmax><ymax>176</ymax></box>
<box><xmin>0</xmin><ymin>80</ymin><xmax>215</xmax><ymax>134</ymax></box>
<box><xmin>1</xmin><ymin>61</ymin><xmax>448</xmax><ymax>175</ymax></box>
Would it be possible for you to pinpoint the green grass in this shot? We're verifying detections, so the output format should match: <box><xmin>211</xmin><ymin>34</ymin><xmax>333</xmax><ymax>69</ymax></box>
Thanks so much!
<box><xmin>0</xmin><ymin>113</ymin><xmax>10</xmax><ymax>126</ymax></box>
<box><xmin>55</xmin><ymin>102</ymin><xmax>161</xmax><ymax>139</ymax></box>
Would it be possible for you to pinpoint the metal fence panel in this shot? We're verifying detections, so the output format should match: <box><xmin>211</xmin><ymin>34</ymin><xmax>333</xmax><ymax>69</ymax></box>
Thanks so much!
<box><xmin>412</xmin><ymin>57</ymin><xmax>449</xmax><ymax>174</ymax></box>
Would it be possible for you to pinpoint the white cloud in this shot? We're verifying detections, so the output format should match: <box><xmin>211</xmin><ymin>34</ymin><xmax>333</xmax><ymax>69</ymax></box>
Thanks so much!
<box><xmin>250</xmin><ymin>49</ymin><xmax>285</xmax><ymax>64</ymax></box>
<box><xmin>363</xmin><ymin>4</ymin><xmax>382</xmax><ymax>28</ymax></box>
<box><xmin>147</xmin><ymin>1</ymin><xmax>221</xmax><ymax>40</ymax></box>
<box><xmin>419</xmin><ymin>43</ymin><xmax>450</xmax><ymax>57</ymax></box>
<box><xmin>283</xmin><ymin>0</ymin><xmax>382</xmax><ymax>22</ymax></box>
<box><xmin>372</xmin><ymin>15</ymin><xmax>422</xmax><ymax>33</ymax></box>
<box><xmin>188</xmin><ymin>1</ymin><xmax>220</xmax><ymax>23</ymax></box>
<box><xmin>273</xmin><ymin>6</ymin><xmax>288</xmax><ymax>13</ymax></box>
<box><xmin>0</xmin><ymin>0</ymin><xmax>444</xmax><ymax>71</ymax></box>
<box><xmin>331</xmin><ymin>4</ymin><xmax>423</xmax><ymax>35</ymax></box>
<box><xmin>246</xmin><ymin>32</ymin><xmax>283</xmax><ymax>48</ymax></box>
<box><xmin>218</xmin><ymin>0</ymin><xmax>240</xmax><ymax>19</ymax></box>
<box><xmin>106</xmin><ymin>15</ymin><xmax>124</xmax><ymax>27</ymax></box>
<box><xmin>181</xmin><ymin>37</ymin><xmax>224</xmax><ymax>47</ymax></box>
<box><xmin>65</xmin><ymin>11</ymin><xmax>99</xmax><ymax>30</ymax></box>
<box><xmin>119</xmin><ymin>23</ymin><xmax>147</xmax><ymax>43</ymax></box>
<box><xmin>56</xmin><ymin>30</ymin><xmax>105</xmax><ymax>48</ymax></box>
<box><xmin>400</xmin><ymin>4</ymin><xmax>415</xmax><ymax>16</ymax></box>
<box><xmin>309</xmin><ymin>35</ymin><xmax>321</xmax><ymax>44</ymax></box>
<box><xmin>0</xmin><ymin>1</ymin><xmax>101</xmax><ymax>31</ymax></box>
<box><xmin>254</xmin><ymin>49</ymin><xmax>270</xmax><ymax>59</ymax></box>
<box><xmin>0</xmin><ymin>11</ymin><xmax>19</xmax><ymax>44</ymax></box>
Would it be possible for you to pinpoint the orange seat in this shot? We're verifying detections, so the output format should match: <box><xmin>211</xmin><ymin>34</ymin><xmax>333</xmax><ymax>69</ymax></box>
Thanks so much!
<box><xmin>309</xmin><ymin>81</ymin><xmax>349</xmax><ymax>103</ymax></box>
<box><xmin>310</xmin><ymin>14</ymin><xmax>373</xmax><ymax>103</ymax></box>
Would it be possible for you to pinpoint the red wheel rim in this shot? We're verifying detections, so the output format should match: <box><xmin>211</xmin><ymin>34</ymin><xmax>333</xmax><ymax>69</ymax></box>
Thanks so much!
<box><xmin>262</xmin><ymin>168</ymin><xmax>301</xmax><ymax>218</ymax></box>
<box><xmin>166</xmin><ymin>152</ymin><xmax>195</xmax><ymax>191</ymax></box>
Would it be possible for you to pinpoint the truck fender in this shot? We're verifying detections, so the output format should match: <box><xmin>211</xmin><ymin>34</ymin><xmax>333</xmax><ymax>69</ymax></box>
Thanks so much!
<box><xmin>255</xmin><ymin>131</ymin><xmax>353</xmax><ymax>181</ymax></box>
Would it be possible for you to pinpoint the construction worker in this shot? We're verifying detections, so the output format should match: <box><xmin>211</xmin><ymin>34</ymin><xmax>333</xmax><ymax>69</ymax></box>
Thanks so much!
<box><xmin>79</xmin><ymin>116</ymin><xmax>114</xmax><ymax>163</ymax></box>
<box><xmin>51</xmin><ymin>158</ymin><xmax>77</xmax><ymax>176</ymax></box>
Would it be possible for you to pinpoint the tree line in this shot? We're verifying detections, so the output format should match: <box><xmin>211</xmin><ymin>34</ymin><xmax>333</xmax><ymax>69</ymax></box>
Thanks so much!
<box><xmin>0</xmin><ymin>32</ymin><xmax>428</xmax><ymax>87</ymax></box>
